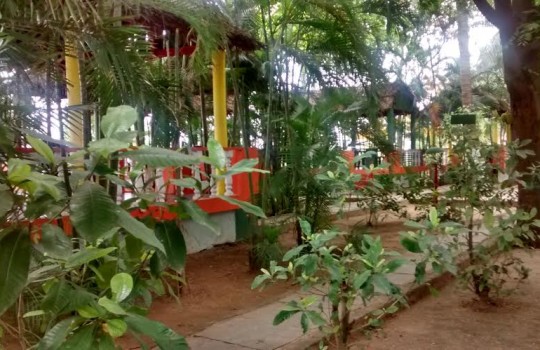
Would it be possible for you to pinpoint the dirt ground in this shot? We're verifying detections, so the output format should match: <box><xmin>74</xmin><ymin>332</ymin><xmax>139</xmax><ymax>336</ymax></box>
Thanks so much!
<box><xmin>147</xmin><ymin>242</ymin><xmax>293</xmax><ymax>336</ymax></box>
<box><xmin>351</xmin><ymin>250</ymin><xmax>540</xmax><ymax>350</ymax></box>
<box><xmin>147</xmin><ymin>212</ymin><xmax>409</xmax><ymax>338</ymax></box>
<box><xmin>115</xmin><ymin>211</ymin><xmax>410</xmax><ymax>348</ymax></box>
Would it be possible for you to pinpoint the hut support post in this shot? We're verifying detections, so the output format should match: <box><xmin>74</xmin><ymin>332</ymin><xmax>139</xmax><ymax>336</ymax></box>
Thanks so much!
<box><xmin>65</xmin><ymin>40</ymin><xmax>83</xmax><ymax>147</ymax></box>
<box><xmin>212</xmin><ymin>50</ymin><xmax>228</xmax><ymax>195</ymax></box>
<box><xmin>386</xmin><ymin>108</ymin><xmax>396</xmax><ymax>147</ymax></box>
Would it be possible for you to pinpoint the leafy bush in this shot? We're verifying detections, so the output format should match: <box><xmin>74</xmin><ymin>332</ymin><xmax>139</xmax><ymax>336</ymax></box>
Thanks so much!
<box><xmin>0</xmin><ymin>106</ymin><xmax>266</xmax><ymax>348</ymax></box>
<box><xmin>401</xmin><ymin>127</ymin><xmax>540</xmax><ymax>303</ymax></box>
<box><xmin>249</xmin><ymin>225</ymin><xmax>284</xmax><ymax>270</ymax></box>
<box><xmin>252</xmin><ymin>220</ymin><xmax>405</xmax><ymax>349</ymax></box>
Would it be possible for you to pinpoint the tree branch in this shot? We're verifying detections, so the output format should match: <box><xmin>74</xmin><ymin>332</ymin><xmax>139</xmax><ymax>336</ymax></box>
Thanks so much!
<box><xmin>472</xmin><ymin>0</ymin><xmax>505</xmax><ymax>28</ymax></box>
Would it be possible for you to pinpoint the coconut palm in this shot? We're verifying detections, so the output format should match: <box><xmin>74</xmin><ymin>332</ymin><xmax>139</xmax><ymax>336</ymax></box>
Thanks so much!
<box><xmin>0</xmin><ymin>0</ymin><xmax>228</xmax><ymax>145</ymax></box>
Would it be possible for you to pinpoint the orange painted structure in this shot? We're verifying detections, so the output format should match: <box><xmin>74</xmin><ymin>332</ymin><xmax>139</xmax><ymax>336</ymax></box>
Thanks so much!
<box><xmin>17</xmin><ymin>146</ymin><xmax>261</xmax><ymax>238</ymax></box>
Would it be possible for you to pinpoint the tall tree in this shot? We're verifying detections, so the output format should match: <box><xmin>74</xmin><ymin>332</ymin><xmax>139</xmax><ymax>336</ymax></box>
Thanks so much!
<box><xmin>472</xmin><ymin>0</ymin><xmax>540</xmax><ymax>219</ymax></box>
<box><xmin>457</xmin><ymin>0</ymin><xmax>473</xmax><ymax>107</ymax></box>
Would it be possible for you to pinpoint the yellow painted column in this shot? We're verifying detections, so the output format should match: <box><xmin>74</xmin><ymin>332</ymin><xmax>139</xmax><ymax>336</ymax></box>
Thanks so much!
<box><xmin>506</xmin><ymin>123</ymin><xmax>511</xmax><ymax>144</ymax></box>
<box><xmin>65</xmin><ymin>40</ymin><xmax>83</xmax><ymax>147</ymax></box>
<box><xmin>491</xmin><ymin>121</ymin><xmax>499</xmax><ymax>145</ymax></box>
<box><xmin>212</xmin><ymin>50</ymin><xmax>227</xmax><ymax>195</ymax></box>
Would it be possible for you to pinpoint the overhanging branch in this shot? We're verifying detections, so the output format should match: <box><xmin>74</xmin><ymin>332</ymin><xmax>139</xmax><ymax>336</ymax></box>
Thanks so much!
<box><xmin>472</xmin><ymin>0</ymin><xmax>505</xmax><ymax>29</ymax></box>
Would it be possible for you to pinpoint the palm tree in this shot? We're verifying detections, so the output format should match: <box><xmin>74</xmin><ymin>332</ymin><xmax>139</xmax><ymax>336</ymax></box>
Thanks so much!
<box><xmin>0</xmin><ymin>0</ymin><xmax>227</xmax><ymax>145</ymax></box>
<box><xmin>457</xmin><ymin>0</ymin><xmax>473</xmax><ymax>108</ymax></box>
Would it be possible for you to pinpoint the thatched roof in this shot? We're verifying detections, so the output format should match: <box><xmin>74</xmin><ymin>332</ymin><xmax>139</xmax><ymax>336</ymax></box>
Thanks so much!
<box><xmin>378</xmin><ymin>80</ymin><xmax>417</xmax><ymax>115</ymax></box>
<box><xmin>128</xmin><ymin>6</ymin><xmax>261</xmax><ymax>54</ymax></box>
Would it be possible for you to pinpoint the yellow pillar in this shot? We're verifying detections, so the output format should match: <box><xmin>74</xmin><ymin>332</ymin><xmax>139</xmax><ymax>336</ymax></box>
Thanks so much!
<box><xmin>506</xmin><ymin>123</ymin><xmax>511</xmax><ymax>144</ymax></box>
<box><xmin>491</xmin><ymin>122</ymin><xmax>499</xmax><ymax>145</ymax></box>
<box><xmin>212</xmin><ymin>50</ymin><xmax>227</xmax><ymax>195</ymax></box>
<box><xmin>65</xmin><ymin>40</ymin><xmax>83</xmax><ymax>147</ymax></box>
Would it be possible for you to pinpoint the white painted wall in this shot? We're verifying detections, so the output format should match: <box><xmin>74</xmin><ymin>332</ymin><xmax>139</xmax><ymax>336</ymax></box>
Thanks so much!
<box><xmin>180</xmin><ymin>211</ymin><xmax>237</xmax><ymax>253</ymax></box>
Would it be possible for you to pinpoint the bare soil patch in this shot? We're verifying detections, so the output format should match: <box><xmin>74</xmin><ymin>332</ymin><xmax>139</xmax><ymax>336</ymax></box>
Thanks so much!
<box><xmin>349</xmin><ymin>250</ymin><xmax>540</xmax><ymax>350</ymax></box>
<box><xmin>147</xmin><ymin>242</ymin><xmax>294</xmax><ymax>336</ymax></box>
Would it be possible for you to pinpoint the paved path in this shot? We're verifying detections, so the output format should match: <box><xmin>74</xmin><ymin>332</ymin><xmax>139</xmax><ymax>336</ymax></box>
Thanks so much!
<box><xmin>186</xmin><ymin>223</ymin><xmax>487</xmax><ymax>350</ymax></box>
<box><xmin>187</xmin><ymin>185</ymin><xmax>488</xmax><ymax>349</ymax></box>
<box><xmin>186</xmin><ymin>258</ymin><xmax>419</xmax><ymax>349</ymax></box>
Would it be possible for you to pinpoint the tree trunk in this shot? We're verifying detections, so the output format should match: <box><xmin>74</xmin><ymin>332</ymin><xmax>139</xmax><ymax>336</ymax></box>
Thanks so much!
<box><xmin>472</xmin><ymin>1</ymin><xmax>540</xmax><ymax>236</ymax></box>
<box><xmin>499</xmin><ymin>26</ymin><xmax>540</xmax><ymax>224</ymax></box>
<box><xmin>457</xmin><ymin>0</ymin><xmax>473</xmax><ymax>108</ymax></box>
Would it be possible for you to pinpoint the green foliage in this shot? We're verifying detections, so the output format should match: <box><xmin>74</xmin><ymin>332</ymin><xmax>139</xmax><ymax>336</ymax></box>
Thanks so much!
<box><xmin>353</xmin><ymin>165</ymin><xmax>404</xmax><ymax>227</ymax></box>
<box><xmin>401</xmin><ymin>127</ymin><xmax>540</xmax><ymax>303</ymax></box>
<box><xmin>249</xmin><ymin>226</ymin><xmax>284</xmax><ymax>270</ymax></box>
<box><xmin>0</xmin><ymin>105</ymin><xmax>266</xmax><ymax>348</ymax></box>
<box><xmin>252</xmin><ymin>220</ymin><xmax>405</xmax><ymax>348</ymax></box>
<box><xmin>0</xmin><ymin>229</ymin><xmax>31</xmax><ymax>316</ymax></box>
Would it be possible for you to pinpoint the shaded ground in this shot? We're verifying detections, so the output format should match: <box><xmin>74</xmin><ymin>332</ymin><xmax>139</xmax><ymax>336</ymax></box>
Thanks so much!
<box><xmin>350</xmin><ymin>250</ymin><xmax>540</xmax><ymax>350</ymax></box>
<box><xmin>138</xmin><ymin>209</ymin><xmax>412</xmax><ymax>346</ymax></box>
<box><xmin>147</xmin><ymin>243</ymin><xmax>293</xmax><ymax>336</ymax></box>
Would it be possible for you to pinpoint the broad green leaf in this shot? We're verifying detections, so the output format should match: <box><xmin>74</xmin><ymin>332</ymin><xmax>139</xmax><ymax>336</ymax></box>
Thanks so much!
<box><xmin>70</xmin><ymin>183</ymin><xmax>119</xmax><ymax>242</ymax></box>
<box><xmin>283</xmin><ymin>245</ymin><xmax>306</xmax><ymax>262</ymax></box>
<box><xmin>217</xmin><ymin>195</ymin><xmax>266</xmax><ymax>218</ymax></box>
<box><xmin>98</xmin><ymin>297</ymin><xmax>127</xmax><ymax>315</ymax></box>
<box><xmin>251</xmin><ymin>274</ymin><xmax>271</xmax><ymax>290</ymax></box>
<box><xmin>63</xmin><ymin>288</ymin><xmax>96</xmax><ymax>313</ymax></box>
<box><xmin>353</xmin><ymin>270</ymin><xmax>372</xmax><ymax>289</ymax></box>
<box><xmin>149</xmin><ymin>251</ymin><xmax>166</xmax><ymax>278</ymax></box>
<box><xmin>0</xmin><ymin>228</ymin><xmax>31</xmax><ymax>316</ymax></box>
<box><xmin>404</xmin><ymin>220</ymin><xmax>428</xmax><ymax>230</ymax></box>
<box><xmin>65</xmin><ymin>247</ymin><xmax>117</xmax><ymax>269</ymax></box>
<box><xmin>386</xmin><ymin>305</ymin><xmax>399</xmax><ymax>314</ymax></box>
<box><xmin>169</xmin><ymin>178</ymin><xmax>198</xmax><ymax>189</ymax></box>
<box><xmin>372</xmin><ymin>274</ymin><xmax>396</xmax><ymax>295</ymax></box>
<box><xmin>415</xmin><ymin>261</ymin><xmax>427</xmax><ymax>283</ymax></box>
<box><xmin>27</xmin><ymin>135</ymin><xmax>55</xmax><ymax>165</ymax></box>
<box><xmin>77</xmin><ymin>304</ymin><xmax>102</xmax><ymax>319</ymax></box>
<box><xmin>101</xmin><ymin>105</ymin><xmax>138</xmax><ymax>138</ymax></box>
<box><xmin>123</xmin><ymin>148</ymin><xmax>200</xmax><ymax>167</ymax></box>
<box><xmin>27</xmin><ymin>172</ymin><xmax>62</xmax><ymax>200</ymax></box>
<box><xmin>110</xmin><ymin>273</ymin><xmax>133</xmax><ymax>302</ymax></box>
<box><xmin>7</xmin><ymin>158</ymin><xmax>32</xmax><ymax>184</ymax></box>
<box><xmin>95</xmin><ymin>261</ymin><xmax>118</xmax><ymax>290</ymax></box>
<box><xmin>207</xmin><ymin>139</ymin><xmax>226</xmax><ymax>169</ymax></box>
<box><xmin>0</xmin><ymin>190</ymin><xmax>13</xmax><ymax>218</ymax></box>
<box><xmin>299</xmin><ymin>220</ymin><xmax>311</xmax><ymax>235</ymax></box>
<box><xmin>180</xmin><ymin>200</ymin><xmax>220</xmax><ymax>235</ymax></box>
<box><xmin>155</xmin><ymin>222</ymin><xmax>186</xmax><ymax>272</ymax></box>
<box><xmin>88</xmin><ymin>138</ymin><xmax>130</xmax><ymax>157</ymax></box>
<box><xmin>385</xmin><ymin>259</ymin><xmax>406</xmax><ymax>273</ymax></box>
<box><xmin>95</xmin><ymin>334</ymin><xmax>116</xmax><ymax>350</ymax></box>
<box><xmin>59</xmin><ymin>324</ymin><xmax>96</xmax><ymax>350</ymax></box>
<box><xmin>117</xmin><ymin>210</ymin><xmax>165</xmax><ymax>254</ymax></box>
<box><xmin>38</xmin><ymin>317</ymin><xmax>75</xmax><ymax>350</ymax></box>
<box><xmin>125</xmin><ymin>234</ymin><xmax>144</xmax><ymax>261</ymax></box>
<box><xmin>223</xmin><ymin>158</ymin><xmax>269</xmax><ymax>176</ymax></box>
<box><xmin>124</xmin><ymin>314</ymin><xmax>188</xmax><ymax>350</ymax></box>
<box><xmin>273</xmin><ymin>309</ymin><xmax>298</xmax><ymax>326</ymax></box>
<box><xmin>300</xmin><ymin>313</ymin><xmax>309</xmax><ymax>333</ymax></box>
<box><xmin>41</xmin><ymin>280</ymin><xmax>71</xmax><ymax>314</ymax></box>
<box><xmin>104</xmin><ymin>319</ymin><xmax>127</xmax><ymax>338</ymax></box>
<box><xmin>38</xmin><ymin>224</ymin><xmax>72</xmax><ymax>260</ymax></box>
<box><xmin>400</xmin><ymin>236</ymin><xmax>422</xmax><ymax>253</ymax></box>
<box><xmin>429</xmin><ymin>207</ymin><xmax>439</xmax><ymax>227</ymax></box>
<box><xmin>306</xmin><ymin>311</ymin><xmax>326</xmax><ymax>327</ymax></box>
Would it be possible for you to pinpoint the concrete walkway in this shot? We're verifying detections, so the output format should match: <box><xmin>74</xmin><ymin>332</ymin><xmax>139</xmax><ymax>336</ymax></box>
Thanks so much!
<box><xmin>186</xmin><ymin>185</ymin><xmax>485</xmax><ymax>350</ymax></box>
<box><xmin>186</xmin><ymin>257</ymin><xmax>420</xmax><ymax>350</ymax></box>
<box><xmin>186</xmin><ymin>222</ymin><xmax>487</xmax><ymax>350</ymax></box>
